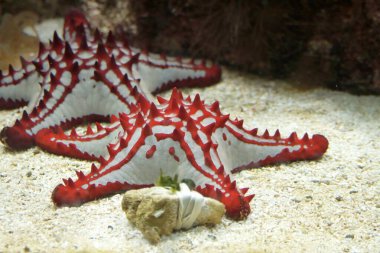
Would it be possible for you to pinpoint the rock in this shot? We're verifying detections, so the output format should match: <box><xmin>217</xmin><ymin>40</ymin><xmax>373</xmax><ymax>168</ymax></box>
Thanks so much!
<box><xmin>121</xmin><ymin>184</ymin><xmax>225</xmax><ymax>244</ymax></box>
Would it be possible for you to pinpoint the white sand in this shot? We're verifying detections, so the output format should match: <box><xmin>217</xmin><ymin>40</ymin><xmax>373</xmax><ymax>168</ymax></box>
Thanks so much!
<box><xmin>0</xmin><ymin>69</ymin><xmax>379</xmax><ymax>252</ymax></box>
<box><xmin>0</xmin><ymin>20</ymin><xmax>379</xmax><ymax>253</ymax></box>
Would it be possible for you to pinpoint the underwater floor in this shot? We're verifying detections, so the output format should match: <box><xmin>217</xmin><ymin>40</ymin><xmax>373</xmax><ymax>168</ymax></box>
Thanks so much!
<box><xmin>0</xmin><ymin>65</ymin><xmax>379</xmax><ymax>252</ymax></box>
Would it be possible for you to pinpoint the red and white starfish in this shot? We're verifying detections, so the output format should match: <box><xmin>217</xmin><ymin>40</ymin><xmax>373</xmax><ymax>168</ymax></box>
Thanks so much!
<box><xmin>0</xmin><ymin>10</ymin><xmax>220</xmax><ymax>149</ymax></box>
<box><xmin>47</xmin><ymin>88</ymin><xmax>328</xmax><ymax>220</ymax></box>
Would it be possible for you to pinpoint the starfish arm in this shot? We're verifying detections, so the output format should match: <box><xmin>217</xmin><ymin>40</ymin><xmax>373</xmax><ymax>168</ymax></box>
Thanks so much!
<box><xmin>34</xmin><ymin>95</ymin><xmax>149</xmax><ymax>161</ymax></box>
<box><xmin>134</xmin><ymin>52</ymin><xmax>221</xmax><ymax>94</ymax></box>
<box><xmin>35</xmin><ymin>121</ymin><xmax>123</xmax><ymax>161</ymax></box>
<box><xmin>0</xmin><ymin>62</ymin><xmax>40</xmax><ymax>109</ymax></box>
<box><xmin>215</xmin><ymin>121</ymin><xmax>329</xmax><ymax>173</ymax></box>
<box><xmin>63</xmin><ymin>10</ymin><xmax>222</xmax><ymax>95</ymax></box>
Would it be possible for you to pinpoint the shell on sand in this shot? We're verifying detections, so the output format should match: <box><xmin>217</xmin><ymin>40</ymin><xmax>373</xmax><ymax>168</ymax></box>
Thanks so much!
<box><xmin>121</xmin><ymin>186</ymin><xmax>225</xmax><ymax>244</ymax></box>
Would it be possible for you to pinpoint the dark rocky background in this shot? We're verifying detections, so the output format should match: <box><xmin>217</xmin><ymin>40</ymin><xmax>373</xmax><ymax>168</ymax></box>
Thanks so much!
<box><xmin>1</xmin><ymin>0</ymin><xmax>379</xmax><ymax>94</ymax></box>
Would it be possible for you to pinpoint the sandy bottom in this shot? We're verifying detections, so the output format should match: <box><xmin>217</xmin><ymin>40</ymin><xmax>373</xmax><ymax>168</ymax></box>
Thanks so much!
<box><xmin>0</xmin><ymin>68</ymin><xmax>379</xmax><ymax>253</ymax></box>
<box><xmin>0</xmin><ymin>21</ymin><xmax>379</xmax><ymax>253</ymax></box>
